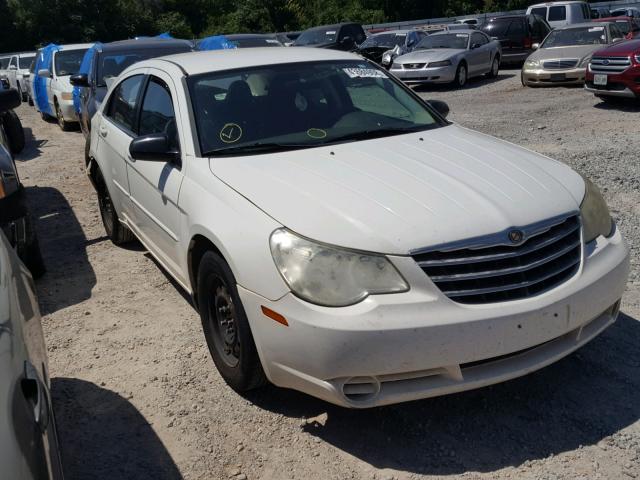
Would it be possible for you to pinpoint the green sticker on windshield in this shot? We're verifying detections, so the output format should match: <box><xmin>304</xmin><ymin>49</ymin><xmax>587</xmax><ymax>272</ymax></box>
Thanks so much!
<box><xmin>307</xmin><ymin>128</ymin><xmax>327</xmax><ymax>139</ymax></box>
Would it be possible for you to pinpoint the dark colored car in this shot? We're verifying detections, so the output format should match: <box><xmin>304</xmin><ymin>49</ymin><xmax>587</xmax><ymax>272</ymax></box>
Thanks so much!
<box><xmin>480</xmin><ymin>14</ymin><xmax>551</xmax><ymax>65</ymax></box>
<box><xmin>585</xmin><ymin>38</ymin><xmax>640</xmax><ymax>101</ymax></box>
<box><xmin>71</xmin><ymin>38</ymin><xmax>193</xmax><ymax>138</ymax></box>
<box><xmin>0</xmin><ymin>88</ymin><xmax>45</xmax><ymax>277</ymax></box>
<box><xmin>293</xmin><ymin>22</ymin><xmax>366</xmax><ymax>51</ymax></box>
<box><xmin>356</xmin><ymin>29</ymin><xmax>428</xmax><ymax>67</ymax></box>
<box><xmin>225</xmin><ymin>34</ymin><xmax>283</xmax><ymax>48</ymax></box>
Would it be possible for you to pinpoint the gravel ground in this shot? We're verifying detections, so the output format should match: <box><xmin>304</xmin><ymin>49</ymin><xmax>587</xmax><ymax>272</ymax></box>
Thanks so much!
<box><xmin>12</xmin><ymin>67</ymin><xmax>640</xmax><ymax>480</ymax></box>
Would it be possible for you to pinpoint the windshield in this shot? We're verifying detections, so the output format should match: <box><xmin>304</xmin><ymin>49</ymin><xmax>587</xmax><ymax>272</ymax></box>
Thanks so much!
<box><xmin>295</xmin><ymin>28</ymin><xmax>339</xmax><ymax>46</ymax></box>
<box><xmin>541</xmin><ymin>26</ymin><xmax>607</xmax><ymax>47</ymax></box>
<box><xmin>54</xmin><ymin>49</ymin><xmax>88</xmax><ymax>76</ymax></box>
<box><xmin>416</xmin><ymin>33</ymin><xmax>469</xmax><ymax>50</ymax></box>
<box><xmin>19</xmin><ymin>55</ymin><xmax>35</xmax><ymax>69</ymax></box>
<box><xmin>360</xmin><ymin>33</ymin><xmax>406</xmax><ymax>49</ymax></box>
<box><xmin>610</xmin><ymin>10</ymin><xmax>628</xmax><ymax>17</ymax></box>
<box><xmin>98</xmin><ymin>45</ymin><xmax>191</xmax><ymax>86</ymax></box>
<box><xmin>230</xmin><ymin>37</ymin><xmax>281</xmax><ymax>48</ymax></box>
<box><xmin>188</xmin><ymin>60</ymin><xmax>442</xmax><ymax>156</ymax></box>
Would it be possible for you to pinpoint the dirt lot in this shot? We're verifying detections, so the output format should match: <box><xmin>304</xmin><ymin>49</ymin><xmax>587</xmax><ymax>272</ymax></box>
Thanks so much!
<box><xmin>13</xmin><ymin>68</ymin><xmax>640</xmax><ymax>480</ymax></box>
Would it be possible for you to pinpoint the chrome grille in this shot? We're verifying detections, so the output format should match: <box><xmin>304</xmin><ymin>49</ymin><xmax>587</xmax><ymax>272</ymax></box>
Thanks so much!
<box><xmin>543</xmin><ymin>59</ymin><xmax>579</xmax><ymax>69</ymax></box>
<box><xmin>411</xmin><ymin>214</ymin><xmax>581</xmax><ymax>304</ymax></box>
<box><xmin>403</xmin><ymin>63</ymin><xmax>426</xmax><ymax>69</ymax></box>
<box><xmin>590</xmin><ymin>56</ymin><xmax>631</xmax><ymax>74</ymax></box>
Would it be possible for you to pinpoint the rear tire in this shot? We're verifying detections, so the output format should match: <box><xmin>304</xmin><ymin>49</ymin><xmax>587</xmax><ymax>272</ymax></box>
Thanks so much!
<box><xmin>23</xmin><ymin>234</ymin><xmax>46</xmax><ymax>279</ymax></box>
<box><xmin>94</xmin><ymin>168</ymin><xmax>135</xmax><ymax>245</ymax></box>
<box><xmin>2</xmin><ymin>110</ymin><xmax>25</xmax><ymax>155</ymax></box>
<box><xmin>487</xmin><ymin>56</ymin><xmax>500</xmax><ymax>78</ymax></box>
<box><xmin>197</xmin><ymin>251</ymin><xmax>267</xmax><ymax>392</ymax></box>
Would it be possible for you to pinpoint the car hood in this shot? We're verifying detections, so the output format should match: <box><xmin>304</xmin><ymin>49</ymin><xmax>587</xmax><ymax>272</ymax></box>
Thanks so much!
<box><xmin>209</xmin><ymin>125</ymin><xmax>585</xmax><ymax>254</ymax></box>
<box><xmin>397</xmin><ymin>49</ymin><xmax>465</xmax><ymax>63</ymax></box>
<box><xmin>592</xmin><ymin>38</ymin><xmax>640</xmax><ymax>56</ymax></box>
<box><xmin>531</xmin><ymin>44</ymin><xmax>604</xmax><ymax>61</ymax></box>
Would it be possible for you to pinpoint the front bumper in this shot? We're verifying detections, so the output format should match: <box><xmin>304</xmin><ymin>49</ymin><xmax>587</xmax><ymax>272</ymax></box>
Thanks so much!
<box><xmin>391</xmin><ymin>64</ymin><xmax>457</xmax><ymax>84</ymax></box>
<box><xmin>240</xmin><ymin>228</ymin><xmax>630</xmax><ymax>408</ymax></box>
<box><xmin>585</xmin><ymin>69</ymin><xmax>640</xmax><ymax>98</ymax></box>
<box><xmin>523</xmin><ymin>66</ymin><xmax>586</xmax><ymax>86</ymax></box>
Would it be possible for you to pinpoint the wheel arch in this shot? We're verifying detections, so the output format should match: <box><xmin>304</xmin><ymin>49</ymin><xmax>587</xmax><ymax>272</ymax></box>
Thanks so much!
<box><xmin>188</xmin><ymin>234</ymin><xmax>228</xmax><ymax>308</ymax></box>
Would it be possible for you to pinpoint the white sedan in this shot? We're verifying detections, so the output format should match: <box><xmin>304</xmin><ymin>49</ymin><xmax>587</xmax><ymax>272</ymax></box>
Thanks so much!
<box><xmin>88</xmin><ymin>47</ymin><xmax>629</xmax><ymax>408</ymax></box>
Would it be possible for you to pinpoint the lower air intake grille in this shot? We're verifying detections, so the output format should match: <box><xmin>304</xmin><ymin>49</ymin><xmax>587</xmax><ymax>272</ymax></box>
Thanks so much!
<box><xmin>411</xmin><ymin>214</ymin><xmax>582</xmax><ymax>304</ymax></box>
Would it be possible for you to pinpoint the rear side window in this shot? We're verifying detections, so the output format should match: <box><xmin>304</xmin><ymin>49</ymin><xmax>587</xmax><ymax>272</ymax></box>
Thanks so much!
<box><xmin>139</xmin><ymin>77</ymin><xmax>178</xmax><ymax>150</ymax></box>
<box><xmin>106</xmin><ymin>74</ymin><xmax>144</xmax><ymax>133</ymax></box>
<box><xmin>481</xmin><ymin>19</ymin><xmax>512</xmax><ymax>37</ymax></box>
<box><xmin>549</xmin><ymin>6</ymin><xmax>567</xmax><ymax>21</ymax></box>
<box><xmin>531</xmin><ymin>7</ymin><xmax>547</xmax><ymax>18</ymax></box>
<box><xmin>507</xmin><ymin>20</ymin><xmax>525</xmax><ymax>36</ymax></box>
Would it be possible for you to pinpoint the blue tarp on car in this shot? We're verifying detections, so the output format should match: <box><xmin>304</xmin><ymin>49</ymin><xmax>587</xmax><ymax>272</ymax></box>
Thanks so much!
<box><xmin>73</xmin><ymin>43</ymin><xmax>101</xmax><ymax>115</ymax></box>
<box><xmin>197</xmin><ymin>35</ymin><xmax>237</xmax><ymax>51</ymax></box>
<box><xmin>33</xmin><ymin>43</ymin><xmax>60</xmax><ymax>116</ymax></box>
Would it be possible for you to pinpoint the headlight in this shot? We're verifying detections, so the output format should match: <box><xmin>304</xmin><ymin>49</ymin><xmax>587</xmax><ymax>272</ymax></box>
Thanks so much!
<box><xmin>427</xmin><ymin>60</ymin><xmax>452</xmax><ymax>68</ymax></box>
<box><xmin>525</xmin><ymin>58</ymin><xmax>540</xmax><ymax>68</ymax></box>
<box><xmin>61</xmin><ymin>91</ymin><xmax>73</xmax><ymax>101</ymax></box>
<box><xmin>580</xmin><ymin>177</ymin><xmax>613</xmax><ymax>243</ymax></box>
<box><xmin>579</xmin><ymin>55</ymin><xmax>592</xmax><ymax>67</ymax></box>
<box><xmin>270</xmin><ymin>229</ymin><xmax>409</xmax><ymax>307</ymax></box>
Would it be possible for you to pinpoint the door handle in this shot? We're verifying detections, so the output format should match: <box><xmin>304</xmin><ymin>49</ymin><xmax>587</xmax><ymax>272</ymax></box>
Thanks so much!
<box><xmin>99</xmin><ymin>125</ymin><xmax>108</xmax><ymax>138</ymax></box>
<box><xmin>22</xmin><ymin>361</ymin><xmax>50</xmax><ymax>432</ymax></box>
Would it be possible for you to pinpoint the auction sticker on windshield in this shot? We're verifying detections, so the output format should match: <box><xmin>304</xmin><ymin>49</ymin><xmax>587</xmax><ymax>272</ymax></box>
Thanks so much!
<box><xmin>343</xmin><ymin>68</ymin><xmax>387</xmax><ymax>78</ymax></box>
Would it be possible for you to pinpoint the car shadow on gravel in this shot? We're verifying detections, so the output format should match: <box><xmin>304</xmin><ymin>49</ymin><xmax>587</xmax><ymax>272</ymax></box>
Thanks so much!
<box><xmin>14</xmin><ymin>127</ymin><xmax>47</xmax><ymax>162</ymax></box>
<box><xmin>24</xmin><ymin>186</ymin><xmax>96</xmax><ymax>315</ymax></box>
<box><xmin>248</xmin><ymin>311</ymin><xmax>640</xmax><ymax>475</ymax></box>
<box><xmin>412</xmin><ymin>72</ymin><xmax>515</xmax><ymax>93</ymax></box>
<box><xmin>52</xmin><ymin>378</ymin><xmax>181</xmax><ymax>480</ymax></box>
<box><xmin>593</xmin><ymin>98</ymin><xmax>640</xmax><ymax>112</ymax></box>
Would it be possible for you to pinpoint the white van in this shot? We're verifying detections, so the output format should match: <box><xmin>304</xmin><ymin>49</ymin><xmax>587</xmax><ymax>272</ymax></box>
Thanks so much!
<box><xmin>527</xmin><ymin>1</ymin><xmax>591</xmax><ymax>28</ymax></box>
<box><xmin>6</xmin><ymin>52</ymin><xmax>37</xmax><ymax>102</ymax></box>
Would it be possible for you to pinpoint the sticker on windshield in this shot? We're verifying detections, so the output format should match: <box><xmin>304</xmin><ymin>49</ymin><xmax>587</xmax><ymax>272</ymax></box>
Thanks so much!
<box><xmin>456</xmin><ymin>34</ymin><xmax>468</xmax><ymax>38</ymax></box>
<box><xmin>589</xmin><ymin>27</ymin><xmax>604</xmax><ymax>32</ymax></box>
<box><xmin>326</xmin><ymin>31</ymin><xmax>336</xmax><ymax>35</ymax></box>
<box><xmin>343</xmin><ymin>67</ymin><xmax>387</xmax><ymax>78</ymax></box>
<box><xmin>219</xmin><ymin>123</ymin><xmax>243</xmax><ymax>144</ymax></box>
<box><xmin>266</xmin><ymin>39</ymin><xmax>280</xmax><ymax>43</ymax></box>
<box><xmin>307</xmin><ymin>128</ymin><xmax>327</xmax><ymax>139</ymax></box>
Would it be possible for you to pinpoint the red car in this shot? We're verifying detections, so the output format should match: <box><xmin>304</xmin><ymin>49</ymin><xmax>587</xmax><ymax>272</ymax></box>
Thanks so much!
<box><xmin>585</xmin><ymin>38</ymin><xmax>640</xmax><ymax>100</ymax></box>
<box><xmin>595</xmin><ymin>16</ymin><xmax>640</xmax><ymax>39</ymax></box>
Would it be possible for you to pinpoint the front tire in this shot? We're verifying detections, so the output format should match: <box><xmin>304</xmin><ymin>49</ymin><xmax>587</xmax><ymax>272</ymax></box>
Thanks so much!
<box><xmin>454</xmin><ymin>62</ymin><xmax>468</xmax><ymax>88</ymax></box>
<box><xmin>94</xmin><ymin>168</ymin><xmax>135</xmax><ymax>245</ymax></box>
<box><xmin>55</xmin><ymin>100</ymin><xmax>72</xmax><ymax>131</ymax></box>
<box><xmin>197</xmin><ymin>251</ymin><xmax>267</xmax><ymax>392</ymax></box>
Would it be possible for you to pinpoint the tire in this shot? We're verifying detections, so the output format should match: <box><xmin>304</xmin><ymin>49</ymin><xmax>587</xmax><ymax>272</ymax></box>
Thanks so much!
<box><xmin>28</xmin><ymin>95</ymin><xmax>34</xmax><ymax>107</ymax></box>
<box><xmin>2</xmin><ymin>110</ymin><xmax>25</xmax><ymax>155</ymax></box>
<box><xmin>17</xmin><ymin>82</ymin><xmax>27</xmax><ymax>102</ymax></box>
<box><xmin>54</xmin><ymin>99</ymin><xmax>72</xmax><ymax>132</ymax></box>
<box><xmin>454</xmin><ymin>62</ymin><xmax>468</xmax><ymax>88</ymax></box>
<box><xmin>84</xmin><ymin>135</ymin><xmax>91</xmax><ymax>168</ymax></box>
<box><xmin>23</xmin><ymin>234</ymin><xmax>46</xmax><ymax>279</ymax></box>
<box><xmin>94</xmin><ymin>168</ymin><xmax>135</xmax><ymax>245</ymax></box>
<box><xmin>197</xmin><ymin>251</ymin><xmax>267</xmax><ymax>392</ymax></box>
<box><xmin>487</xmin><ymin>56</ymin><xmax>500</xmax><ymax>79</ymax></box>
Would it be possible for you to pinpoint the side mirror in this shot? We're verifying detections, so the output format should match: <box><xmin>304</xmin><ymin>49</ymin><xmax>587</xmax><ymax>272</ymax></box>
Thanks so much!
<box><xmin>37</xmin><ymin>69</ymin><xmax>52</xmax><ymax>79</ymax></box>
<box><xmin>129</xmin><ymin>133</ymin><xmax>180</xmax><ymax>162</ymax></box>
<box><xmin>532</xmin><ymin>43</ymin><xmax>540</xmax><ymax>50</ymax></box>
<box><xmin>471</xmin><ymin>43</ymin><xmax>481</xmax><ymax>49</ymax></box>
<box><xmin>612</xmin><ymin>37</ymin><xmax>623</xmax><ymax>43</ymax></box>
<box><xmin>427</xmin><ymin>99</ymin><xmax>450</xmax><ymax>119</ymax></box>
<box><xmin>0</xmin><ymin>89</ymin><xmax>21</xmax><ymax>112</ymax></box>
<box><xmin>70</xmin><ymin>73</ymin><xmax>89</xmax><ymax>87</ymax></box>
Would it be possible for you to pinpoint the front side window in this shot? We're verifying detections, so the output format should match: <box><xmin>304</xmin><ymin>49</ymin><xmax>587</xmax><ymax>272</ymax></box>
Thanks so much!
<box><xmin>9</xmin><ymin>57</ymin><xmax>17</xmax><ymax>68</ymax></box>
<box><xmin>471</xmin><ymin>33</ymin><xmax>489</xmax><ymax>46</ymax></box>
<box><xmin>139</xmin><ymin>77</ymin><xmax>178</xmax><ymax>149</ymax></box>
<box><xmin>106</xmin><ymin>74</ymin><xmax>144</xmax><ymax>133</ymax></box>
<box><xmin>549</xmin><ymin>6</ymin><xmax>567</xmax><ymax>21</ymax></box>
<box><xmin>54</xmin><ymin>49</ymin><xmax>88</xmax><ymax>76</ymax></box>
<box><xmin>188</xmin><ymin>60</ymin><xmax>442</xmax><ymax>156</ymax></box>
<box><xmin>531</xmin><ymin>7</ymin><xmax>547</xmax><ymax>18</ymax></box>
<box><xmin>541</xmin><ymin>26</ymin><xmax>607</xmax><ymax>47</ymax></box>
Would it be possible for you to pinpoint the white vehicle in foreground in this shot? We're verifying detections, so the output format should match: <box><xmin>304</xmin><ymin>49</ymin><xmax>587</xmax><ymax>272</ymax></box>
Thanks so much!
<box><xmin>88</xmin><ymin>48</ymin><xmax>629</xmax><ymax>408</ymax></box>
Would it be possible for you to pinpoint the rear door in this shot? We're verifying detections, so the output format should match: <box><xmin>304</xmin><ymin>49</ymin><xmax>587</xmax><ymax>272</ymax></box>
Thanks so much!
<box><xmin>126</xmin><ymin>70</ymin><xmax>186</xmax><ymax>279</ymax></box>
<box><xmin>95</xmin><ymin>72</ymin><xmax>146</xmax><ymax>222</ymax></box>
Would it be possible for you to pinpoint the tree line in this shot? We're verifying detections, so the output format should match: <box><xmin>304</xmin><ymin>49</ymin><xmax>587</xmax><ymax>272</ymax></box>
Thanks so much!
<box><xmin>0</xmin><ymin>0</ymin><xmax>599</xmax><ymax>52</ymax></box>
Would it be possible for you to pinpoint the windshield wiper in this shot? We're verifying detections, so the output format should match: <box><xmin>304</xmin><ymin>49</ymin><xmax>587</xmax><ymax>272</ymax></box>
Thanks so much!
<box><xmin>326</xmin><ymin>126</ymin><xmax>432</xmax><ymax>144</ymax></box>
<box><xmin>206</xmin><ymin>142</ymin><xmax>314</xmax><ymax>157</ymax></box>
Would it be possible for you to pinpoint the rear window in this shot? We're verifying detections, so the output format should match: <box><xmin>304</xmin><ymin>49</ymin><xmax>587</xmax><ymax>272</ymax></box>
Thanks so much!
<box><xmin>481</xmin><ymin>19</ymin><xmax>512</xmax><ymax>37</ymax></box>
<box><xmin>549</xmin><ymin>6</ymin><xmax>567</xmax><ymax>21</ymax></box>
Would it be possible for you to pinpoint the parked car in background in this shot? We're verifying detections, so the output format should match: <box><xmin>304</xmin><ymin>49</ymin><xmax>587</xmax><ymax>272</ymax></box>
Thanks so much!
<box><xmin>356</xmin><ymin>29</ymin><xmax>427</xmax><ymax>67</ymax></box>
<box><xmin>293</xmin><ymin>23</ymin><xmax>366</xmax><ymax>51</ymax></box>
<box><xmin>597</xmin><ymin>16</ymin><xmax>640</xmax><ymax>39</ymax></box>
<box><xmin>34</xmin><ymin>43</ymin><xmax>92</xmax><ymax>130</ymax></box>
<box><xmin>591</xmin><ymin>6</ymin><xmax>611</xmax><ymax>19</ymax></box>
<box><xmin>585</xmin><ymin>38</ymin><xmax>640</xmax><ymax>101</ymax></box>
<box><xmin>274</xmin><ymin>31</ymin><xmax>301</xmax><ymax>46</ymax></box>
<box><xmin>480</xmin><ymin>14</ymin><xmax>551</xmax><ymax>65</ymax></box>
<box><xmin>455</xmin><ymin>17</ymin><xmax>481</xmax><ymax>26</ymax></box>
<box><xmin>25</xmin><ymin>58</ymin><xmax>36</xmax><ymax>106</ymax></box>
<box><xmin>0</xmin><ymin>87</ymin><xmax>45</xmax><ymax>277</ymax></box>
<box><xmin>87</xmin><ymin>47</ymin><xmax>628</xmax><ymax>408</ymax></box>
<box><xmin>5</xmin><ymin>52</ymin><xmax>36</xmax><ymax>102</ymax></box>
<box><xmin>527</xmin><ymin>1</ymin><xmax>591</xmax><ymax>28</ymax></box>
<box><xmin>0</xmin><ymin>230</ymin><xmax>63</xmax><ymax>480</ymax></box>
<box><xmin>391</xmin><ymin>30</ymin><xmax>501</xmax><ymax>87</ymax></box>
<box><xmin>610</xmin><ymin>7</ymin><xmax>640</xmax><ymax>19</ymax></box>
<box><xmin>226</xmin><ymin>34</ymin><xmax>283</xmax><ymax>48</ymax></box>
<box><xmin>70</xmin><ymin>38</ymin><xmax>193</xmax><ymax>139</ymax></box>
<box><xmin>522</xmin><ymin>22</ymin><xmax>625</xmax><ymax>86</ymax></box>
<box><xmin>446</xmin><ymin>23</ymin><xmax>478</xmax><ymax>31</ymax></box>
<box><xmin>0</xmin><ymin>55</ymin><xmax>10</xmax><ymax>89</ymax></box>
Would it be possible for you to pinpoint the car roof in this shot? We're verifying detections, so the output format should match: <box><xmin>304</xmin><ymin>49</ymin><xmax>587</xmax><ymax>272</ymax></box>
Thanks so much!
<box><xmin>98</xmin><ymin>38</ymin><xmax>192</xmax><ymax>53</ymax></box>
<box><xmin>304</xmin><ymin>22</ymin><xmax>359</xmax><ymax>31</ymax></box>
<box><xmin>151</xmin><ymin>47</ymin><xmax>360</xmax><ymax>76</ymax></box>
<box><xmin>529</xmin><ymin>1</ymin><xmax>586</xmax><ymax>6</ymax></box>
<box><xmin>57</xmin><ymin>43</ymin><xmax>94</xmax><ymax>51</ymax></box>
